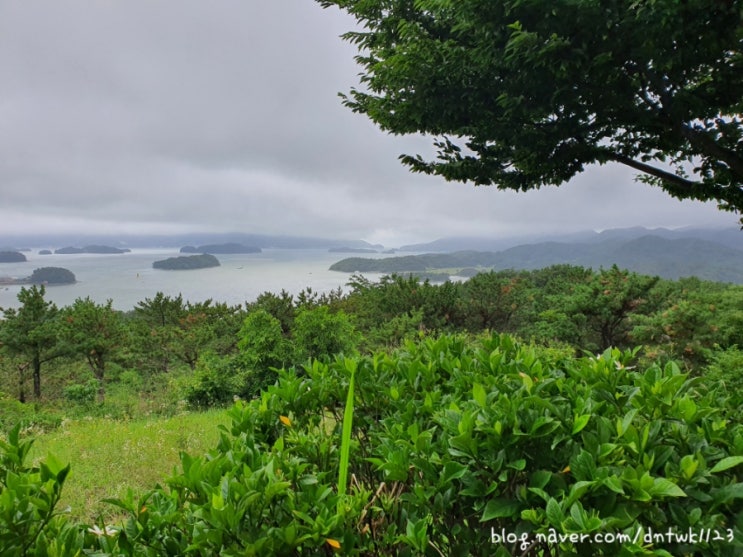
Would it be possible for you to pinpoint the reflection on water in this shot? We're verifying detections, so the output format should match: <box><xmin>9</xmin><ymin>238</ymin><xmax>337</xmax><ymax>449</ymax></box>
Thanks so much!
<box><xmin>0</xmin><ymin>248</ymin><xmax>385</xmax><ymax>311</ymax></box>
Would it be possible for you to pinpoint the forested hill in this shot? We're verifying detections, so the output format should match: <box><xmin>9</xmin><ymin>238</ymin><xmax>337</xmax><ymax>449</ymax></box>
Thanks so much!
<box><xmin>330</xmin><ymin>234</ymin><xmax>743</xmax><ymax>283</ymax></box>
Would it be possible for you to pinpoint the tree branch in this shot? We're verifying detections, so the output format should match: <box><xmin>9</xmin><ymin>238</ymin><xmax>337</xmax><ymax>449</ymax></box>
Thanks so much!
<box><xmin>608</xmin><ymin>153</ymin><xmax>701</xmax><ymax>194</ymax></box>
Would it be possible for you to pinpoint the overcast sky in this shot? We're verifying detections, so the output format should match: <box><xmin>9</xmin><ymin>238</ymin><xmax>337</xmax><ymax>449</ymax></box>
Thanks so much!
<box><xmin>0</xmin><ymin>1</ymin><xmax>738</xmax><ymax>247</ymax></box>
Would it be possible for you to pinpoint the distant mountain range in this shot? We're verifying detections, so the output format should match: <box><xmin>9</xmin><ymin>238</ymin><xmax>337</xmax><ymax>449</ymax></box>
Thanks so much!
<box><xmin>332</xmin><ymin>228</ymin><xmax>743</xmax><ymax>283</ymax></box>
<box><xmin>399</xmin><ymin>226</ymin><xmax>743</xmax><ymax>252</ymax></box>
<box><xmin>0</xmin><ymin>232</ymin><xmax>383</xmax><ymax>251</ymax></box>
<box><xmin>180</xmin><ymin>243</ymin><xmax>261</xmax><ymax>254</ymax></box>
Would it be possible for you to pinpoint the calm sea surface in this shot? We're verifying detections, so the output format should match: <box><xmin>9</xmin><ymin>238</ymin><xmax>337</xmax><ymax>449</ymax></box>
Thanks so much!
<box><xmin>0</xmin><ymin>249</ymin><xmax>384</xmax><ymax>311</ymax></box>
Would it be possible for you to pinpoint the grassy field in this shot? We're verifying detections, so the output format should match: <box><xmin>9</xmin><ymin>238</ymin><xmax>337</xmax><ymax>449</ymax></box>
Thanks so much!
<box><xmin>29</xmin><ymin>409</ymin><xmax>231</xmax><ymax>523</ymax></box>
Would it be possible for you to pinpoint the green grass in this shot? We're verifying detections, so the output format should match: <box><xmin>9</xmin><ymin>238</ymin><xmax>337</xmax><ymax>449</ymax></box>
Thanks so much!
<box><xmin>29</xmin><ymin>409</ymin><xmax>230</xmax><ymax>523</ymax></box>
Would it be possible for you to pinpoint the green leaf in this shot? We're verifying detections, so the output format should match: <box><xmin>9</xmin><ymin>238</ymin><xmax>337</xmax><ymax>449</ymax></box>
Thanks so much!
<box><xmin>616</xmin><ymin>409</ymin><xmax>637</xmax><ymax>438</ymax></box>
<box><xmin>480</xmin><ymin>498</ymin><xmax>521</xmax><ymax>522</ymax></box>
<box><xmin>565</xmin><ymin>480</ymin><xmax>596</xmax><ymax>507</ymax></box>
<box><xmin>442</xmin><ymin>461</ymin><xmax>468</xmax><ymax>484</ymax></box>
<box><xmin>529</xmin><ymin>470</ymin><xmax>552</xmax><ymax>490</ymax></box>
<box><xmin>679</xmin><ymin>455</ymin><xmax>699</xmax><ymax>481</ymax></box>
<box><xmin>689</xmin><ymin>507</ymin><xmax>702</xmax><ymax>525</ymax></box>
<box><xmin>572</xmin><ymin>414</ymin><xmax>590</xmax><ymax>435</ymax></box>
<box><xmin>676</xmin><ymin>396</ymin><xmax>697</xmax><ymax>421</ymax></box>
<box><xmin>710</xmin><ymin>456</ymin><xmax>743</xmax><ymax>474</ymax></box>
<box><xmin>530</xmin><ymin>416</ymin><xmax>559</xmax><ymax>436</ymax></box>
<box><xmin>473</xmin><ymin>383</ymin><xmax>487</xmax><ymax>407</ymax></box>
<box><xmin>211</xmin><ymin>492</ymin><xmax>225</xmax><ymax>511</ymax></box>
<box><xmin>648</xmin><ymin>478</ymin><xmax>686</xmax><ymax>498</ymax></box>
<box><xmin>603</xmin><ymin>476</ymin><xmax>624</xmax><ymax>495</ymax></box>
<box><xmin>711</xmin><ymin>482</ymin><xmax>743</xmax><ymax>505</ymax></box>
<box><xmin>545</xmin><ymin>498</ymin><xmax>564</xmax><ymax>526</ymax></box>
<box><xmin>569</xmin><ymin>502</ymin><xmax>587</xmax><ymax>530</ymax></box>
<box><xmin>507</xmin><ymin>459</ymin><xmax>526</xmax><ymax>471</ymax></box>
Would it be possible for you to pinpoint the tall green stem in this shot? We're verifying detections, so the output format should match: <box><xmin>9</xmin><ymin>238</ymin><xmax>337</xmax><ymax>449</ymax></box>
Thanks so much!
<box><xmin>337</xmin><ymin>359</ymin><xmax>356</xmax><ymax>510</ymax></box>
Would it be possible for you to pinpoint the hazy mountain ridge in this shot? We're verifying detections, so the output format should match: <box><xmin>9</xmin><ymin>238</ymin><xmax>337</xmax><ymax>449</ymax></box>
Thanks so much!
<box><xmin>399</xmin><ymin>226</ymin><xmax>742</xmax><ymax>253</ymax></box>
<box><xmin>332</xmin><ymin>231</ymin><xmax>743</xmax><ymax>283</ymax></box>
<box><xmin>0</xmin><ymin>232</ymin><xmax>382</xmax><ymax>251</ymax></box>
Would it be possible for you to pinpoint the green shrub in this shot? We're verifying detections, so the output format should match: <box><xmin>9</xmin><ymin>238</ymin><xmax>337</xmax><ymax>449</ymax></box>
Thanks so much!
<box><xmin>704</xmin><ymin>345</ymin><xmax>743</xmax><ymax>409</ymax></box>
<box><xmin>235</xmin><ymin>309</ymin><xmax>293</xmax><ymax>397</ymax></box>
<box><xmin>293</xmin><ymin>306</ymin><xmax>359</xmax><ymax>361</ymax></box>
<box><xmin>103</xmin><ymin>334</ymin><xmax>743</xmax><ymax>555</ymax></box>
<box><xmin>183</xmin><ymin>353</ymin><xmax>247</xmax><ymax>409</ymax></box>
<box><xmin>63</xmin><ymin>380</ymin><xmax>99</xmax><ymax>406</ymax></box>
<box><xmin>237</xmin><ymin>309</ymin><xmax>292</xmax><ymax>370</ymax></box>
<box><xmin>0</xmin><ymin>396</ymin><xmax>62</xmax><ymax>436</ymax></box>
<box><xmin>3</xmin><ymin>333</ymin><xmax>742</xmax><ymax>556</ymax></box>
<box><xmin>0</xmin><ymin>425</ymin><xmax>82</xmax><ymax>556</ymax></box>
<box><xmin>116</xmin><ymin>370</ymin><xmax>144</xmax><ymax>391</ymax></box>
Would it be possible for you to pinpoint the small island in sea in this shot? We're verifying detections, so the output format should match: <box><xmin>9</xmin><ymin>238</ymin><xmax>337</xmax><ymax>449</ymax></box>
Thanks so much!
<box><xmin>0</xmin><ymin>266</ymin><xmax>77</xmax><ymax>285</ymax></box>
<box><xmin>0</xmin><ymin>251</ymin><xmax>27</xmax><ymax>263</ymax></box>
<box><xmin>55</xmin><ymin>245</ymin><xmax>131</xmax><ymax>254</ymax></box>
<box><xmin>153</xmin><ymin>254</ymin><xmax>221</xmax><ymax>270</ymax></box>
<box><xmin>180</xmin><ymin>243</ymin><xmax>261</xmax><ymax>254</ymax></box>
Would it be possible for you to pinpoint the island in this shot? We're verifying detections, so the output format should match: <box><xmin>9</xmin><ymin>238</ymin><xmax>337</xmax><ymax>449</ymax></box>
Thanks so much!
<box><xmin>153</xmin><ymin>254</ymin><xmax>221</xmax><ymax>270</ymax></box>
<box><xmin>55</xmin><ymin>245</ymin><xmax>131</xmax><ymax>254</ymax></box>
<box><xmin>180</xmin><ymin>243</ymin><xmax>261</xmax><ymax>254</ymax></box>
<box><xmin>0</xmin><ymin>251</ymin><xmax>27</xmax><ymax>263</ymax></box>
<box><xmin>0</xmin><ymin>267</ymin><xmax>76</xmax><ymax>285</ymax></box>
<box><xmin>329</xmin><ymin>255</ymin><xmax>430</xmax><ymax>273</ymax></box>
<box><xmin>39</xmin><ymin>249</ymin><xmax>53</xmax><ymax>255</ymax></box>
<box><xmin>28</xmin><ymin>267</ymin><xmax>77</xmax><ymax>284</ymax></box>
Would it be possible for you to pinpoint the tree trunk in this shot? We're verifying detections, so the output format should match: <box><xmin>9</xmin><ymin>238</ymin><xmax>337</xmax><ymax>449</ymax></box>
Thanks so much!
<box><xmin>17</xmin><ymin>363</ymin><xmax>28</xmax><ymax>403</ymax></box>
<box><xmin>32</xmin><ymin>354</ymin><xmax>41</xmax><ymax>399</ymax></box>
<box><xmin>96</xmin><ymin>375</ymin><xmax>105</xmax><ymax>404</ymax></box>
<box><xmin>88</xmin><ymin>353</ymin><xmax>106</xmax><ymax>403</ymax></box>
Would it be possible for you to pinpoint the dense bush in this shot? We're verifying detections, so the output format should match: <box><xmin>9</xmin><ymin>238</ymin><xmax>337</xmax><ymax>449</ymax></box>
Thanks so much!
<box><xmin>703</xmin><ymin>346</ymin><xmax>743</xmax><ymax>410</ymax></box>
<box><xmin>292</xmin><ymin>306</ymin><xmax>359</xmax><ymax>361</ymax></box>
<box><xmin>5</xmin><ymin>266</ymin><xmax>743</xmax><ymax>406</ymax></box>
<box><xmin>3</xmin><ymin>265</ymin><xmax>743</xmax><ymax>555</ymax></box>
<box><xmin>4</xmin><ymin>334</ymin><xmax>741</xmax><ymax>556</ymax></box>
<box><xmin>0</xmin><ymin>425</ymin><xmax>78</xmax><ymax>556</ymax></box>
<box><xmin>62</xmin><ymin>379</ymin><xmax>99</xmax><ymax>406</ymax></box>
<box><xmin>0</xmin><ymin>396</ymin><xmax>61</xmax><ymax>436</ymax></box>
<box><xmin>184</xmin><ymin>353</ymin><xmax>249</xmax><ymax>409</ymax></box>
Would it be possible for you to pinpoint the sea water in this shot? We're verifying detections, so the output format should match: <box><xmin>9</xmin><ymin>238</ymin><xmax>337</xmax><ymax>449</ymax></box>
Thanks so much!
<box><xmin>0</xmin><ymin>248</ymin><xmax>384</xmax><ymax>311</ymax></box>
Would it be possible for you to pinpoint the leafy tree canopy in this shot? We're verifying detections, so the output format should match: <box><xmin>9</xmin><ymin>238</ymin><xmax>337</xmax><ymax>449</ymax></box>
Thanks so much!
<box><xmin>59</xmin><ymin>297</ymin><xmax>125</xmax><ymax>402</ymax></box>
<box><xmin>0</xmin><ymin>286</ymin><xmax>61</xmax><ymax>399</ymax></box>
<box><xmin>318</xmin><ymin>0</ymin><xmax>743</xmax><ymax>218</ymax></box>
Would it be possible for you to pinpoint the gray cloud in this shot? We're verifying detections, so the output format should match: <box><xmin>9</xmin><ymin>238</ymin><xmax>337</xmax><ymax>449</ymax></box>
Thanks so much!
<box><xmin>0</xmin><ymin>0</ymin><xmax>737</xmax><ymax>247</ymax></box>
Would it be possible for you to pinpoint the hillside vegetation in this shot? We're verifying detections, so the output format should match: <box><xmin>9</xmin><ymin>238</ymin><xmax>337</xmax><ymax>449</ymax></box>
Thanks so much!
<box><xmin>1</xmin><ymin>265</ymin><xmax>742</xmax><ymax>555</ymax></box>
